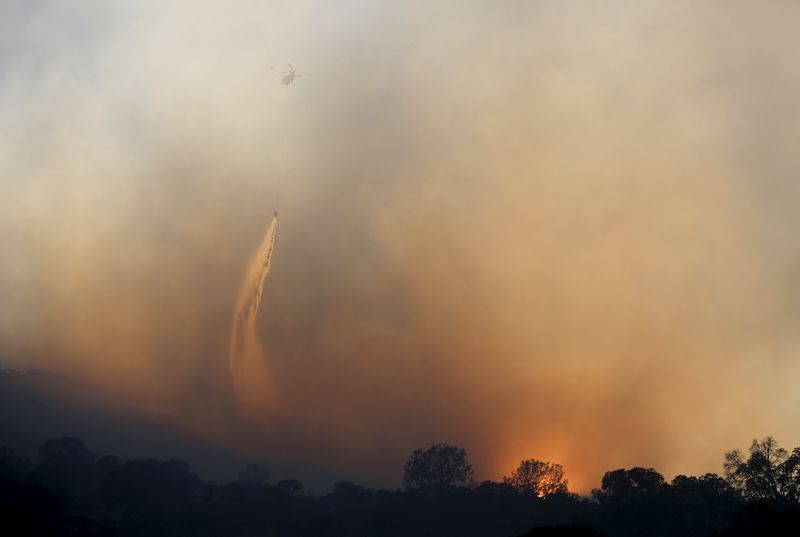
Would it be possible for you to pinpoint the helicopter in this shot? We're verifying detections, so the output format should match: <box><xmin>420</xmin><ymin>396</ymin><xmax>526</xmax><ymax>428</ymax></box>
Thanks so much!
<box><xmin>271</xmin><ymin>63</ymin><xmax>311</xmax><ymax>85</ymax></box>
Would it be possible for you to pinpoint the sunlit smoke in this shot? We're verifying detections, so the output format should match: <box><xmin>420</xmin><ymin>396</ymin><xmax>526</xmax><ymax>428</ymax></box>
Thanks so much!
<box><xmin>4</xmin><ymin>0</ymin><xmax>800</xmax><ymax>493</ymax></box>
<box><xmin>229</xmin><ymin>216</ymin><xmax>278</xmax><ymax>417</ymax></box>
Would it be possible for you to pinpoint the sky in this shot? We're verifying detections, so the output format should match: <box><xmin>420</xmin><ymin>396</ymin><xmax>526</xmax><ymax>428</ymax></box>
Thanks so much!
<box><xmin>3</xmin><ymin>0</ymin><xmax>800</xmax><ymax>493</ymax></box>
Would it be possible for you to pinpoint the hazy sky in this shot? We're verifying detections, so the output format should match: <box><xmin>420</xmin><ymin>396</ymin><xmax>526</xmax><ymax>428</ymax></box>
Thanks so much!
<box><xmin>3</xmin><ymin>0</ymin><xmax>800</xmax><ymax>492</ymax></box>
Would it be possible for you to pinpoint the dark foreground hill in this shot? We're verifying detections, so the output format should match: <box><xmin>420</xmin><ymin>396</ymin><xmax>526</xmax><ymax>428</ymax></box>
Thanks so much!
<box><xmin>3</xmin><ymin>367</ymin><xmax>800</xmax><ymax>536</ymax></box>
<box><xmin>0</xmin><ymin>367</ymin><xmax>245</xmax><ymax>482</ymax></box>
<box><xmin>3</xmin><ymin>437</ymin><xmax>800</xmax><ymax>537</ymax></box>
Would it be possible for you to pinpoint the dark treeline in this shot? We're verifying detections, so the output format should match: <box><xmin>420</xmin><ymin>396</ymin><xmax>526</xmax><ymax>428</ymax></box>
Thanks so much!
<box><xmin>3</xmin><ymin>437</ymin><xmax>800</xmax><ymax>536</ymax></box>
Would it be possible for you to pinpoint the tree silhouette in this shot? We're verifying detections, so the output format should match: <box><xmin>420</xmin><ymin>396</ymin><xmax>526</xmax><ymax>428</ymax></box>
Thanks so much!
<box><xmin>402</xmin><ymin>443</ymin><xmax>474</xmax><ymax>492</ymax></box>
<box><xmin>37</xmin><ymin>437</ymin><xmax>94</xmax><ymax>466</ymax></box>
<box><xmin>0</xmin><ymin>446</ymin><xmax>33</xmax><ymax>481</ymax></box>
<box><xmin>518</xmin><ymin>527</ymin><xmax>606</xmax><ymax>537</ymax></box>
<box><xmin>505</xmin><ymin>459</ymin><xmax>569</xmax><ymax>497</ymax></box>
<box><xmin>103</xmin><ymin>458</ymin><xmax>202</xmax><ymax>515</ymax></box>
<box><xmin>714</xmin><ymin>502</ymin><xmax>800</xmax><ymax>537</ymax></box>
<box><xmin>238</xmin><ymin>463</ymin><xmax>270</xmax><ymax>484</ymax></box>
<box><xmin>7</xmin><ymin>429</ymin><xmax>800</xmax><ymax>537</ymax></box>
<box><xmin>273</xmin><ymin>479</ymin><xmax>304</xmax><ymax>496</ymax></box>
<box><xmin>670</xmin><ymin>474</ymin><xmax>743</xmax><ymax>536</ymax></box>
<box><xmin>593</xmin><ymin>467</ymin><xmax>665</xmax><ymax>502</ymax></box>
<box><xmin>724</xmin><ymin>437</ymin><xmax>800</xmax><ymax>502</ymax></box>
<box><xmin>592</xmin><ymin>468</ymin><xmax>667</xmax><ymax>537</ymax></box>
<box><xmin>33</xmin><ymin>437</ymin><xmax>100</xmax><ymax>509</ymax></box>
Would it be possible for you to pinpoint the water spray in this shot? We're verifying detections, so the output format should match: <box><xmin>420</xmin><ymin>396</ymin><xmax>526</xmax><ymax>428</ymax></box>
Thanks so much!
<box><xmin>228</xmin><ymin>63</ymin><xmax>308</xmax><ymax>416</ymax></box>
<box><xmin>228</xmin><ymin>214</ymin><xmax>278</xmax><ymax>417</ymax></box>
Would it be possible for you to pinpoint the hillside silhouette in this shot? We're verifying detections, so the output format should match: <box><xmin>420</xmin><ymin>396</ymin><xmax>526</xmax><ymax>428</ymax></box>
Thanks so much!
<box><xmin>0</xmin><ymin>368</ymin><xmax>245</xmax><ymax>482</ymax></box>
<box><xmin>3</xmin><ymin>386</ymin><xmax>800</xmax><ymax>537</ymax></box>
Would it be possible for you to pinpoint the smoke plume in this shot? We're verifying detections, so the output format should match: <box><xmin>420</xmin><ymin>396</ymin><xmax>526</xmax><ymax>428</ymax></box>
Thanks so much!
<box><xmin>3</xmin><ymin>0</ymin><xmax>800</xmax><ymax>492</ymax></box>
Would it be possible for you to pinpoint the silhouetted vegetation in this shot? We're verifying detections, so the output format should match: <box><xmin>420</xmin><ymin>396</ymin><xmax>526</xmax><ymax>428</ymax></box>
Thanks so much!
<box><xmin>505</xmin><ymin>459</ymin><xmax>570</xmax><ymax>497</ymax></box>
<box><xmin>4</xmin><ymin>435</ymin><xmax>800</xmax><ymax>536</ymax></box>
<box><xmin>723</xmin><ymin>437</ymin><xmax>800</xmax><ymax>504</ymax></box>
<box><xmin>402</xmin><ymin>443</ymin><xmax>475</xmax><ymax>492</ymax></box>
